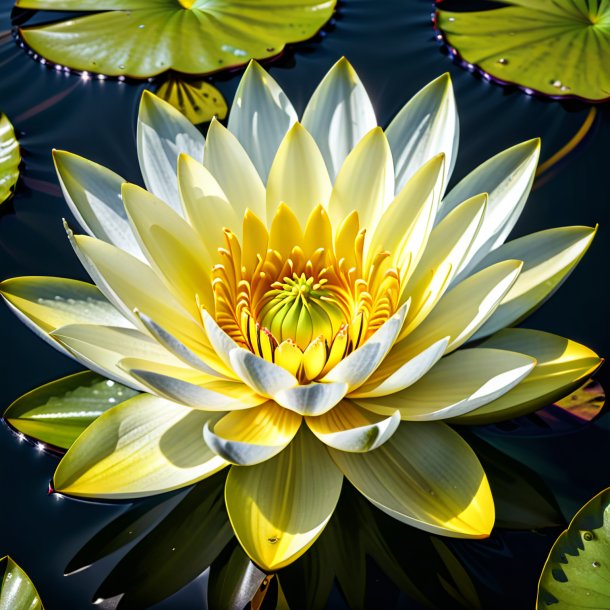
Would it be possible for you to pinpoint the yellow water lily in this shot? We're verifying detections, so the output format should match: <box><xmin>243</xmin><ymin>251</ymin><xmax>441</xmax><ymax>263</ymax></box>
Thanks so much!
<box><xmin>1</xmin><ymin>58</ymin><xmax>601</xmax><ymax>571</ymax></box>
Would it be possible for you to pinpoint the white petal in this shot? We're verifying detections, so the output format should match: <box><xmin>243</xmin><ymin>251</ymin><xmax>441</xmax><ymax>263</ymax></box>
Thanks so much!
<box><xmin>357</xmin><ymin>348</ymin><xmax>535</xmax><ymax>421</ymax></box>
<box><xmin>203</xmin><ymin>120</ymin><xmax>266</xmax><ymax>221</ymax></box>
<box><xmin>228</xmin><ymin>60</ymin><xmax>297</xmax><ymax>181</ymax></box>
<box><xmin>137</xmin><ymin>90</ymin><xmax>204</xmax><ymax>213</ymax></box>
<box><xmin>439</xmin><ymin>139</ymin><xmax>541</xmax><ymax>279</ymax></box>
<box><xmin>229</xmin><ymin>348</ymin><xmax>298</xmax><ymax>397</ymax></box>
<box><xmin>53</xmin><ymin>150</ymin><xmax>142</xmax><ymax>258</ymax></box>
<box><xmin>351</xmin><ymin>337</ymin><xmax>449</xmax><ymax>398</ymax></box>
<box><xmin>274</xmin><ymin>382</ymin><xmax>348</xmax><ymax>416</ymax></box>
<box><xmin>386</xmin><ymin>73</ymin><xmax>458</xmax><ymax>194</ymax></box>
<box><xmin>301</xmin><ymin>57</ymin><xmax>376</xmax><ymax>181</ymax></box>
<box><xmin>306</xmin><ymin>401</ymin><xmax>400</xmax><ymax>452</ymax></box>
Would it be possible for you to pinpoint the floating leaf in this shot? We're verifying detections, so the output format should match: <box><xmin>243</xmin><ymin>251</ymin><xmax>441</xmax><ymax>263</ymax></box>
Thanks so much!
<box><xmin>0</xmin><ymin>556</ymin><xmax>44</xmax><ymax>610</ymax></box>
<box><xmin>4</xmin><ymin>371</ymin><xmax>138</xmax><ymax>450</ymax></box>
<box><xmin>0</xmin><ymin>113</ymin><xmax>20</xmax><ymax>204</ymax></box>
<box><xmin>538</xmin><ymin>488</ymin><xmax>610</xmax><ymax>609</ymax></box>
<box><xmin>554</xmin><ymin>379</ymin><xmax>605</xmax><ymax>422</ymax></box>
<box><xmin>155</xmin><ymin>78</ymin><xmax>227</xmax><ymax>125</ymax></box>
<box><xmin>16</xmin><ymin>0</ymin><xmax>337</xmax><ymax>78</ymax></box>
<box><xmin>437</xmin><ymin>0</ymin><xmax>610</xmax><ymax>102</ymax></box>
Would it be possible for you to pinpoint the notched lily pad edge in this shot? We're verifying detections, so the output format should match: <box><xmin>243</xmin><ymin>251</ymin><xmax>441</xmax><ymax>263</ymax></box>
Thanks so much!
<box><xmin>11</xmin><ymin>8</ymin><xmax>339</xmax><ymax>82</ymax></box>
<box><xmin>431</xmin><ymin>8</ymin><xmax>610</xmax><ymax>104</ymax></box>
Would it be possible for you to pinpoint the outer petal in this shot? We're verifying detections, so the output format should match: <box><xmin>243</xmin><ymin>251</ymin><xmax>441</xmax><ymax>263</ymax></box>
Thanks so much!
<box><xmin>50</xmin><ymin>323</ymin><xmax>188</xmax><ymax>388</ymax></box>
<box><xmin>266</xmin><ymin>123</ymin><xmax>332</xmax><ymax>224</ymax></box>
<box><xmin>306</xmin><ymin>400</ymin><xmax>400</xmax><ymax>452</ymax></box>
<box><xmin>324</xmin><ymin>302</ymin><xmax>408</xmax><ymax>391</ymax></box>
<box><xmin>327</xmin><ymin>127</ymin><xmax>394</xmax><ymax>230</ymax></box>
<box><xmin>274</xmin><ymin>382</ymin><xmax>348</xmax><ymax>416</ymax></box>
<box><xmin>301</xmin><ymin>57</ymin><xmax>376</xmax><ymax>181</ymax></box>
<box><xmin>68</xmin><ymin>231</ymin><xmax>218</xmax><ymax>366</ymax></box>
<box><xmin>451</xmin><ymin>329</ymin><xmax>602</xmax><ymax>425</ymax></box>
<box><xmin>225</xmin><ymin>427</ymin><xmax>343</xmax><ymax>570</ymax></box>
<box><xmin>439</xmin><ymin>139</ymin><xmax>541</xmax><ymax>279</ymax></box>
<box><xmin>203</xmin><ymin>120</ymin><xmax>266</xmax><ymax>221</ymax></box>
<box><xmin>228</xmin><ymin>60</ymin><xmax>297</xmax><ymax>182</ymax></box>
<box><xmin>398</xmin><ymin>260</ymin><xmax>523</xmax><ymax>352</ymax></box>
<box><xmin>470</xmin><ymin>226</ymin><xmax>597</xmax><ymax>340</ymax></box>
<box><xmin>0</xmin><ymin>276</ymin><xmax>130</xmax><ymax>358</ymax></box>
<box><xmin>53</xmin><ymin>394</ymin><xmax>227</xmax><ymax>499</ymax></box>
<box><xmin>350</xmin><ymin>337</ymin><xmax>449</xmax><ymax>398</ymax></box>
<box><xmin>386</xmin><ymin>73</ymin><xmax>458</xmax><ymax>194</ymax></box>
<box><xmin>120</xmin><ymin>358</ymin><xmax>264</xmax><ymax>412</ymax></box>
<box><xmin>328</xmin><ymin>422</ymin><xmax>494</xmax><ymax>537</ymax></box>
<box><xmin>356</xmin><ymin>348</ymin><xmax>535</xmax><ymax>421</ymax></box>
<box><xmin>137</xmin><ymin>90</ymin><xmax>204</xmax><ymax>213</ymax></box>
<box><xmin>203</xmin><ymin>402</ymin><xmax>301</xmax><ymax>465</ymax></box>
<box><xmin>53</xmin><ymin>150</ymin><xmax>142</xmax><ymax>258</ymax></box>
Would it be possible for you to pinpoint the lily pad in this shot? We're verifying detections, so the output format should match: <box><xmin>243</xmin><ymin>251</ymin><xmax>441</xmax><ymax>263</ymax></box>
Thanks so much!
<box><xmin>15</xmin><ymin>0</ymin><xmax>337</xmax><ymax>78</ymax></box>
<box><xmin>437</xmin><ymin>0</ymin><xmax>610</xmax><ymax>102</ymax></box>
<box><xmin>0</xmin><ymin>113</ymin><xmax>20</xmax><ymax>204</ymax></box>
<box><xmin>155</xmin><ymin>78</ymin><xmax>227</xmax><ymax>125</ymax></box>
<box><xmin>538</xmin><ymin>488</ymin><xmax>610</xmax><ymax>609</ymax></box>
<box><xmin>4</xmin><ymin>371</ymin><xmax>138</xmax><ymax>450</ymax></box>
<box><xmin>0</xmin><ymin>556</ymin><xmax>44</xmax><ymax>610</ymax></box>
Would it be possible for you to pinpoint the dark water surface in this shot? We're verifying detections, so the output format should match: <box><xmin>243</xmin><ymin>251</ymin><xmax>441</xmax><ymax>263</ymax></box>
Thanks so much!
<box><xmin>1</xmin><ymin>0</ymin><xmax>609</xmax><ymax>608</ymax></box>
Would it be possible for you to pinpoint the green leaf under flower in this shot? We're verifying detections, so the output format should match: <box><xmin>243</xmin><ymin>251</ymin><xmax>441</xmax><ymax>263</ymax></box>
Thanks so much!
<box><xmin>0</xmin><ymin>114</ymin><xmax>20</xmax><ymax>205</ymax></box>
<box><xmin>16</xmin><ymin>0</ymin><xmax>336</xmax><ymax>78</ymax></box>
<box><xmin>437</xmin><ymin>0</ymin><xmax>610</xmax><ymax>102</ymax></box>
<box><xmin>0</xmin><ymin>556</ymin><xmax>44</xmax><ymax>610</ymax></box>
<box><xmin>537</xmin><ymin>487</ymin><xmax>610</xmax><ymax>609</ymax></box>
<box><xmin>4</xmin><ymin>371</ymin><xmax>138</xmax><ymax>450</ymax></box>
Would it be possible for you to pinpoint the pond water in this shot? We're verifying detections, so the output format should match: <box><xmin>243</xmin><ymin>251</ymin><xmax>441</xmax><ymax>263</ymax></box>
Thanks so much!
<box><xmin>1</xmin><ymin>0</ymin><xmax>609</xmax><ymax>608</ymax></box>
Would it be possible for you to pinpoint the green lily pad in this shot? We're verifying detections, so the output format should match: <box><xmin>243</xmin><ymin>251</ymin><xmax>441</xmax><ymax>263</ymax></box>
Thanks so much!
<box><xmin>437</xmin><ymin>0</ymin><xmax>610</xmax><ymax>102</ymax></box>
<box><xmin>0</xmin><ymin>114</ymin><xmax>20</xmax><ymax>204</ymax></box>
<box><xmin>15</xmin><ymin>0</ymin><xmax>336</xmax><ymax>78</ymax></box>
<box><xmin>538</xmin><ymin>488</ymin><xmax>610</xmax><ymax>609</ymax></box>
<box><xmin>4</xmin><ymin>371</ymin><xmax>138</xmax><ymax>450</ymax></box>
<box><xmin>155</xmin><ymin>78</ymin><xmax>227</xmax><ymax>125</ymax></box>
<box><xmin>554</xmin><ymin>379</ymin><xmax>605</xmax><ymax>422</ymax></box>
<box><xmin>0</xmin><ymin>556</ymin><xmax>44</xmax><ymax>610</ymax></box>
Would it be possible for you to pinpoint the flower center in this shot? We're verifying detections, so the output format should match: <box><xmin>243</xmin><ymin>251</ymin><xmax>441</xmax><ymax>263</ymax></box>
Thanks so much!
<box><xmin>177</xmin><ymin>0</ymin><xmax>196</xmax><ymax>8</ymax></box>
<box><xmin>258</xmin><ymin>273</ymin><xmax>344</xmax><ymax>349</ymax></box>
<box><xmin>211</xmin><ymin>205</ymin><xmax>401</xmax><ymax>382</ymax></box>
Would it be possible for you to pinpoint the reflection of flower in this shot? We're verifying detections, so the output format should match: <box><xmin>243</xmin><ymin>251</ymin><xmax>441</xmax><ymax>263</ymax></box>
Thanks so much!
<box><xmin>1</xmin><ymin>59</ymin><xmax>600</xmax><ymax>571</ymax></box>
<box><xmin>15</xmin><ymin>0</ymin><xmax>336</xmax><ymax>79</ymax></box>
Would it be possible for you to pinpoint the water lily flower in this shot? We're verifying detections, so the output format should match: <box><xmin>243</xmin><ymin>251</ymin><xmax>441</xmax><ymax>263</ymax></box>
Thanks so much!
<box><xmin>1</xmin><ymin>59</ymin><xmax>600</xmax><ymax>571</ymax></box>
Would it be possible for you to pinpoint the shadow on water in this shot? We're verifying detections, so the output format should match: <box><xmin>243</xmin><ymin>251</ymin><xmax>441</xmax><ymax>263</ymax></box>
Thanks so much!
<box><xmin>1</xmin><ymin>0</ymin><xmax>610</xmax><ymax>607</ymax></box>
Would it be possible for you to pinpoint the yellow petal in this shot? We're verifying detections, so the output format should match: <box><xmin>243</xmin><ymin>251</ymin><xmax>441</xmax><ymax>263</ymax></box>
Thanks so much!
<box><xmin>122</xmin><ymin>182</ymin><xmax>215</xmax><ymax>315</ymax></box>
<box><xmin>225</xmin><ymin>427</ymin><xmax>343</xmax><ymax>570</ymax></box>
<box><xmin>54</xmin><ymin>394</ymin><xmax>227</xmax><ymax>499</ymax></box>
<box><xmin>266</xmin><ymin>123</ymin><xmax>332</xmax><ymax>225</ymax></box>
<box><xmin>204</xmin><ymin>402</ymin><xmax>302</xmax><ymax>465</ymax></box>
<box><xmin>451</xmin><ymin>329</ymin><xmax>602</xmax><ymax>424</ymax></box>
<box><xmin>329</xmin><ymin>422</ymin><xmax>494</xmax><ymax>538</ymax></box>
<box><xmin>328</xmin><ymin>127</ymin><xmax>394</xmax><ymax>231</ymax></box>
<box><xmin>269</xmin><ymin>203</ymin><xmax>303</xmax><ymax>260</ymax></box>
<box><xmin>203</xmin><ymin>119</ymin><xmax>266</xmax><ymax>221</ymax></box>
